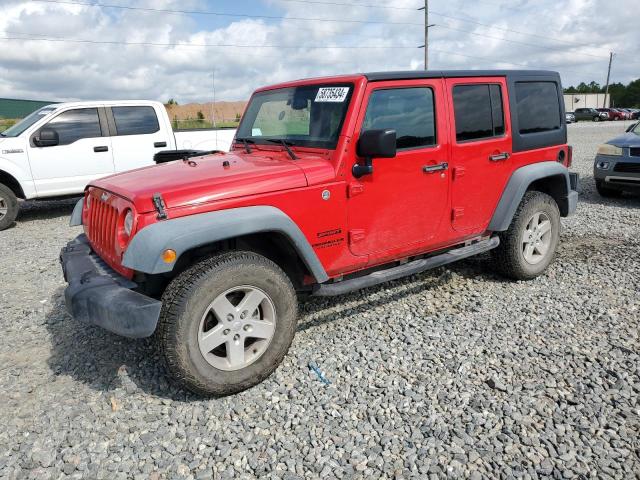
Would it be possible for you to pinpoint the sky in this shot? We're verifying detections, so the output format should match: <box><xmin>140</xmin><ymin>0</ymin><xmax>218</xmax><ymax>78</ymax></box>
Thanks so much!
<box><xmin>0</xmin><ymin>0</ymin><xmax>638</xmax><ymax>104</ymax></box>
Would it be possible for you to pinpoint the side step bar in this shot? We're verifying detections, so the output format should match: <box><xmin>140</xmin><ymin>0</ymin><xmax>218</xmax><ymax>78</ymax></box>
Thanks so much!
<box><xmin>312</xmin><ymin>236</ymin><xmax>499</xmax><ymax>297</ymax></box>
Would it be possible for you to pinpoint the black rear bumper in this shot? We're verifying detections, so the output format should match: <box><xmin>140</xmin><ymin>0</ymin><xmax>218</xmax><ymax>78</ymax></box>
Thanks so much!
<box><xmin>60</xmin><ymin>235</ymin><xmax>161</xmax><ymax>338</ymax></box>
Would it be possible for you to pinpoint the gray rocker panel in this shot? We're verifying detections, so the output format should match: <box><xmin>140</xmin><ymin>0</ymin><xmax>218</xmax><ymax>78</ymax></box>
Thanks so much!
<box><xmin>488</xmin><ymin>161</ymin><xmax>572</xmax><ymax>232</ymax></box>
<box><xmin>122</xmin><ymin>206</ymin><xmax>329</xmax><ymax>283</ymax></box>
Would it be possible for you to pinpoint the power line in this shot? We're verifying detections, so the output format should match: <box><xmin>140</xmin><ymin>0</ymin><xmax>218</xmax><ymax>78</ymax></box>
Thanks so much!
<box><xmin>0</xmin><ymin>33</ymin><xmax>418</xmax><ymax>50</ymax></box>
<box><xmin>272</xmin><ymin>0</ymin><xmax>422</xmax><ymax>10</ymax></box>
<box><xmin>32</xmin><ymin>0</ymin><xmax>426</xmax><ymax>26</ymax></box>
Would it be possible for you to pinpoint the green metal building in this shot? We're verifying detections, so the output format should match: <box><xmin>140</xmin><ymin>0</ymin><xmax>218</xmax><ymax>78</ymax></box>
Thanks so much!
<box><xmin>0</xmin><ymin>98</ymin><xmax>56</xmax><ymax>119</ymax></box>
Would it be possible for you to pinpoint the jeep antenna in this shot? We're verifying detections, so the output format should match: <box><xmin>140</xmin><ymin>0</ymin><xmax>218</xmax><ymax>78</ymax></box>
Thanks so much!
<box><xmin>418</xmin><ymin>2</ymin><xmax>436</xmax><ymax>70</ymax></box>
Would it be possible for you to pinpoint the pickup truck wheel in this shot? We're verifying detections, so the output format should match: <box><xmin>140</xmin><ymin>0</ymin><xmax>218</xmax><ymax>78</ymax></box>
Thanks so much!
<box><xmin>0</xmin><ymin>183</ymin><xmax>19</xmax><ymax>231</ymax></box>
<box><xmin>492</xmin><ymin>191</ymin><xmax>560</xmax><ymax>280</ymax></box>
<box><xmin>156</xmin><ymin>251</ymin><xmax>298</xmax><ymax>396</ymax></box>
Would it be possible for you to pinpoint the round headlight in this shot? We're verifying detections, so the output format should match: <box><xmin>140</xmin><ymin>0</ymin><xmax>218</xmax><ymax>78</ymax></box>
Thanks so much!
<box><xmin>123</xmin><ymin>210</ymin><xmax>134</xmax><ymax>236</ymax></box>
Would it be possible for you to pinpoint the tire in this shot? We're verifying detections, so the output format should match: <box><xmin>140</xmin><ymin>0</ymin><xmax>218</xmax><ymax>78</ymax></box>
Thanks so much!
<box><xmin>0</xmin><ymin>183</ymin><xmax>19</xmax><ymax>231</ymax></box>
<box><xmin>492</xmin><ymin>191</ymin><xmax>561</xmax><ymax>280</ymax></box>
<box><xmin>156</xmin><ymin>251</ymin><xmax>298</xmax><ymax>396</ymax></box>
<box><xmin>593</xmin><ymin>116</ymin><xmax>600</xmax><ymax>122</ymax></box>
<box><xmin>596</xmin><ymin>180</ymin><xmax>623</xmax><ymax>198</ymax></box>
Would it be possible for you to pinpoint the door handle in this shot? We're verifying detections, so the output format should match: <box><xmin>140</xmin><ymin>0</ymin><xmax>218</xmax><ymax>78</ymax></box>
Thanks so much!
<box><xmin>489</xmin><ymin>152</ymin><xmax>510</xmax><ymax>162</ymax></box>
<box><xmin>423</xmin><ymin>162</ymin><xmax>448</xmax><ymax>173</ymax></box>
<box><xmin>94</xmin><ymin>146</ymin><xmax>109</xmax><ymax>153</ymax></box>
<box><xmin>154</xmin><ymin>141</ymin><xmax>167</xmax><ymax>148</ymax></box>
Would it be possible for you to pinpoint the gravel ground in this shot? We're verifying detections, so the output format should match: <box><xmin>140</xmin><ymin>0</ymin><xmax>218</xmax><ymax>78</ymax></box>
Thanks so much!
<box><xmin>1</xmin><ymin>121</ymin><xmax>639</xmax><ymax>479</ymax></box>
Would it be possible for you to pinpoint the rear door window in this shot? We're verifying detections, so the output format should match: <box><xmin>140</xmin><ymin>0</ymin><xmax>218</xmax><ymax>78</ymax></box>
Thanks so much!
<box><xmin>515</xmin><ymin>82</ymin><xmax>561</xmax><ymax>134</ymax></box>
<box><xmin>44</xmin><ymin>108</ymin><xmax>102</xmax><ymax>145</ymax></box>
<box><xmin>362</xmin><ymin>87</ymin><xmax>436</xmax><ymax>149</ymax></box>
<box><xmin>453</xmin><ymin>84</ymin><xmax>504</xmax><ymax>142</ymax></box>
<box><xmin>112</xmin><ymin>106</ymin><xmax>160</xmax><ymax>136</ymax></box>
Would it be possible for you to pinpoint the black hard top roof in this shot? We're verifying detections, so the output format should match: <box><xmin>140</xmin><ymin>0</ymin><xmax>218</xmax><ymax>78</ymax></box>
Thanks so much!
<box><xmin>364</xmin><ymin>70</ymin><xmax>559</xmax><ymax>81</ymax></box>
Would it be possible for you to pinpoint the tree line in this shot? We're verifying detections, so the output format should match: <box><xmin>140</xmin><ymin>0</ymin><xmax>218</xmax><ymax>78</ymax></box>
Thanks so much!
<box><xmin>564</xmin><ymin>78</ymin><xmax>640</xmax><ymax>107</ymax></box>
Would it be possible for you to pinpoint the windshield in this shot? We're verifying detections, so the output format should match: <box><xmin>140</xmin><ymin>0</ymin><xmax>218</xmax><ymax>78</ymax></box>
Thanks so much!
<box><xmin>236</xmin><ymin>84</ymin><xmax>353</xmax><ymax>149</ymax></box>
<box><xmin>631</xmin><ymin>122</ymin><xmax>640</xmax><ymax>135</ymax></box>
<box><xmin>2</xmin><ymin>106</ymin><xmax>57</xmax><ymax>137</ymax></box>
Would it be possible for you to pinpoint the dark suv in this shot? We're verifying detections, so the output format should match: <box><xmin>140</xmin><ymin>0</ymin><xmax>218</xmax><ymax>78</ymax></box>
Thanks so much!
<box><xmin>574</xmin><ymin>108</ymin><xmax>608</xmax><ymax>122</ymax></box>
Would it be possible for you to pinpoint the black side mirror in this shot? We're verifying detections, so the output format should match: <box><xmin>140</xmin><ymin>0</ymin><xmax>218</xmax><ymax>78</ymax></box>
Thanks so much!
<box><xmin>626</xmin><ymin>122</ymin><xmax>638</xmax><ymax>133</ymax></box>
<box><xmin>353</xmin><ymin>129</ymin><xmax>396</xmax><ymax>178</ymax></box>
<box><xmin>34</xmin><ymin>128</ymin><xmax>59</xmax><ymax>147</ymax></box>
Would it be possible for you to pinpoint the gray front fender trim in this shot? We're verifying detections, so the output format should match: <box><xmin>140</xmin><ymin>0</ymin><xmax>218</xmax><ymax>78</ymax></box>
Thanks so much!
<box><xmin>122</xmin><ymin>206</ymin><xmax>329</xmax><ymax>283</ymax></box>
<box><xmin>69</xmin><ymin>198</ymin><xmax>83</xmax><ymax>226</ymax></box>
<box><xmin>488</xmin><ymin>161</ymin><xmax>573</xmax><ymax>232</ymax></box>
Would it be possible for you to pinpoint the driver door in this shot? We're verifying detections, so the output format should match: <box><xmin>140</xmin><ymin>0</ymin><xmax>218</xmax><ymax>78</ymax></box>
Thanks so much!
<box><xmin>347</xmin><ymin>79</ymin><xmax>450</xmax><ymax>261</ymax></box>
<box><xmin>28</xmin><ymin>107</ymin><xmax>114</xmax><ymax>196</ymax></box>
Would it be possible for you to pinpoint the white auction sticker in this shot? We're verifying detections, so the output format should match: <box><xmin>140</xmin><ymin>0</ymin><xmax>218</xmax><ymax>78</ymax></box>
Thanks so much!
<box><xmin>315</xmin><ymin>87</ymin><xmax>350</xmax><ymax>103</ymax></box>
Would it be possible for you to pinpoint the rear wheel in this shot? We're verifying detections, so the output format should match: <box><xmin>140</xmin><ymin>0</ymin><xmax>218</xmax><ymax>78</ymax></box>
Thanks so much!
<box><xmin>596</xmin><ymin>180</ymin><xmax>623</xmax><ymax>198</ymax></box>
<box><xmin>492</xmin><ymin>191</ymin><xmax>560</xmax><ymax>280</ymax></box>
<box><xmin>0</xmin><ymin>183</ymin><xmax>18</xmax><ymax>231</ymax></box>
<box><xmin>156</xmin><ymin>251</ymin><xmax>298</xmax><ymax>396</ymax></box>
<box><xmin>593</xmin><ymin>116</ymin><xmax>600</xmax><ymax>122</ymax></box>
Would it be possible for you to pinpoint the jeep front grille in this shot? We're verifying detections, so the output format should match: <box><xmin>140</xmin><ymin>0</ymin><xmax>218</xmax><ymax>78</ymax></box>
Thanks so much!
<box><xmin>87</xmin><ymin>191</ymin><xmax>119</xmax><ymax>266</ymax></box>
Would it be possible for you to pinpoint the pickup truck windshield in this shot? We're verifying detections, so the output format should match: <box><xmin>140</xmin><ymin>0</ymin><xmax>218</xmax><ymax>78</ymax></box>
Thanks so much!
<box><xmin>236</xmin><ymin>84</ymin><xmax>353</xmax><ymax>149</ymax></box>
<box><xmin>2</xmin><ymin>106</ymin><xmax>58</xmax><ymax>137</ymax></box>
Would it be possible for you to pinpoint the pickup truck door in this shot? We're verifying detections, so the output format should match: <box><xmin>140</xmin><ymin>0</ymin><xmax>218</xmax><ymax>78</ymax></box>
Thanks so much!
<box><xmin>27</xmin><ymin>107</ymin><xmax>114</xmax><ymax>197</ymax></box>
<box><xmin>107</xmin><ymin>105</ymin><xmax>174</xmax><ymax>172</ymax></box>
<box><xmin>347</xmin><ymin>79</ymin><xmax>450</xmax><ymax>260</ymax></box>
<box><xmin>445</xmin><ymin>78</ymin><xmax>512</xmax><ymax>234</ymax></box>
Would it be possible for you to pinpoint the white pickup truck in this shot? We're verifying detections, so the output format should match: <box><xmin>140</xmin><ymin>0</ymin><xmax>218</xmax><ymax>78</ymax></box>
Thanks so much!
<box><xmin>0</xmin><ymin>100</ymin><xmax>237</xmax><ymax>230</ymax></box>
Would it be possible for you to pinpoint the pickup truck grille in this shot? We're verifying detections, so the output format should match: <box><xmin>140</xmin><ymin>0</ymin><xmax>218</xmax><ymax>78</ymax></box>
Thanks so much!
<box><xmin>613</xmin><ymin>162</ymin><xmax>640</xmax><ymax>173</ymax></box>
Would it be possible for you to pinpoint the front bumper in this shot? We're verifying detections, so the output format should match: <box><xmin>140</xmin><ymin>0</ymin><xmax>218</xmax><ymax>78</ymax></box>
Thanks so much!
<box><xmin>594</xmin><ymin>154</ymin><xmax>640</xmax><ymax>190</ymax></box>
<box><xmin>60</xmin><ymin>234</ymin><xmax>161</xmax><ymax>338</ymax></box>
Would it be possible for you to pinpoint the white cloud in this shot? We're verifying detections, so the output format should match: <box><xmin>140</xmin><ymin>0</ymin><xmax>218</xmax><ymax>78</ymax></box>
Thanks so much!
<box><xmin>0</xmin><ymin>0</ymin><xmax>638</xmax><ymax>103</ymax></box>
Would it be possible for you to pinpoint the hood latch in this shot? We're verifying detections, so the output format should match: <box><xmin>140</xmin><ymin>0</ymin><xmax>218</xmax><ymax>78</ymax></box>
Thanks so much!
<box><xmin>152</xmin><ymin>193</ymin><xmax>168</xmax><ymax>220</ymax></box>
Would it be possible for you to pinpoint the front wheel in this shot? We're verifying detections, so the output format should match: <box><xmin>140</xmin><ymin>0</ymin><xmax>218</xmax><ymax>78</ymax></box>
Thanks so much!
<box><xmin>492</xmin><ymin>191</ymin><xmax>561</xmax><ymax>280</ymax></box>
<box><xmin>593</xmin><ymin>116</ymin><xmax>600</xmax><ymax>122</ymax></box>
<box><xmin>0</xmin><ymin>183</ymin><xmax>19</xmax><ymax>231</ymax></box>
<box><xmin>156</xmin><ymin>251</ymin><xmax>298</xmax><ymax>396</ymax></box>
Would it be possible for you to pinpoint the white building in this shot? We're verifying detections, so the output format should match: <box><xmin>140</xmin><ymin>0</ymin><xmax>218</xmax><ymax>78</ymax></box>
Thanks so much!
<box><xmin>564</xmin><ymin>93</ymin><xmax>610</xmax><ymax>112</ymax></box>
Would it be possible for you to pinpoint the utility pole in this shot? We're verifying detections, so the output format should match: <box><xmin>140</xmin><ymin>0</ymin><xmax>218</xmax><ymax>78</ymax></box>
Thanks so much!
<box><xmin>603</xmin><ymin>52</ymin><xmax>614</xmax><ymax>108</ymax></box>
<box><xmin>418</xmin><ymin>2</ymin><xmax>435</xmax><ymax>70</ymax></box>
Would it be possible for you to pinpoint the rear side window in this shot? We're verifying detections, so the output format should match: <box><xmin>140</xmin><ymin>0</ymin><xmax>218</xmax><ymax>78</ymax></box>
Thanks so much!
<box><xmin>515</xmin><ymin>82</ymin><xmax>561</xmax><ymax>134</ymax></box>
<box><xmin>453</xmin><ymin>84</ymin><xmax>504</xmax><ymax>142</ymax></box>
<box><xmin>112</xmin><ymin>106</ymin><xmax>160</xmax><ymax>136</ymax></box>
<box><xmin>44</xmin><ymin>108</ymin><xmax>102</xmax><ymax>146</ymax></box>
<box><xmin>362</xmin><ymin>87</ymin><xmax>436</xmax><ymax>149</ymax></box>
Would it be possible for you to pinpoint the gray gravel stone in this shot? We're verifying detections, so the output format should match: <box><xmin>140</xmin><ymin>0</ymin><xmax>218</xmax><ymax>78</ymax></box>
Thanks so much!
<box><xmin>1</xmin><ymin>122</ymin><xmax>640</xmax><ymax>478</ymax></box>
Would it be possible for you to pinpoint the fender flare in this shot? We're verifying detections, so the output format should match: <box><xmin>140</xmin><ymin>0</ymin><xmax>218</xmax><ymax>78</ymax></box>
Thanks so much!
<box><xmin>122</xmin><ymin>206</ymin><xmax>329</xmax><ymax>283</ymax></box>
<box><xmin>70</xmin><ymin>198</ymin><xmax>84</xmax><ymax>226</ymax></box>
<box><xmin>488</xmin><ymin>161</ymin><xmax>575</xmax><ymax>232</ymax></box>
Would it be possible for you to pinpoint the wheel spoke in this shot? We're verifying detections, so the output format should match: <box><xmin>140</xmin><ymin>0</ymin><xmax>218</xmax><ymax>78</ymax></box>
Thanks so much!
<box><xmin>198</xmin><ymin>325</ymin><xmax>227</xmax><ymax>353</ymax></box>
<box><xmin>244</xmin><ymin>319</ymin><xmax>275</xmax><ymax>339</ymax></box>
<box><xmin>538</xmin><ymin>220</ymin><xmax>551</xmax><ymax>237</ymax></box>
<box><xmin>210</xmin><ymin>295</ymin><xmax>236</xmax><ymax>322</ymax></box>
<box><xmin>535</xmin><ymin>241</ymin><xmax>550</xmax><ymax>257</ymax></box>
<box><xmin>524</xmin><ymin>243</ymin><xmax>535</xmax><ymax>261</ymax></box>
<box><xmin>237</xmin><ymin>289</ymin><xmax>266</xmax><ymax>317</ymax></box>
<box><xmin>226</xmin><ymin>338</ymin><xmax>246</xmax><ymax>368</ymax></box>
<box><xmin>529</xmin><ymin>212</ymin><xmax>540</xmax><ymax>230</ymax></box>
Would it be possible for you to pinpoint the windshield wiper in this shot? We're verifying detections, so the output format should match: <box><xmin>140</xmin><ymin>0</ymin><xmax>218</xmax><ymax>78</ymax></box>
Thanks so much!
<box><xmin>266</xmin><ymin>139</ymin><xmax>298</xmax><ymax>160</ymax></box>
<box><xmin>235</xmin><ymin>137</ymin><xmax>254</xmax><ymax>153</ymax></box>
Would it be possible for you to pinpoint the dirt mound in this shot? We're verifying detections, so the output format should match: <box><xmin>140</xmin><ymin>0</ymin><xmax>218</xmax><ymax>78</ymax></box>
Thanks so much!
<box><xmin>165</xmin><ymin>101</ymin><xmax>248</xmax><ymax>124</ymax></box>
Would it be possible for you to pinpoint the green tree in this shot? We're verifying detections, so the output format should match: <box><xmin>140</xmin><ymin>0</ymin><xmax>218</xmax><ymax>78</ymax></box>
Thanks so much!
<box><xmin>620</xmin><ymin>79</ymin><xmax>640</xmax><ymax>107</ymax></box>
<box><xmin>197</xmin><ymin>110</ymin><xmax>205</xmax><ymax>121</ymax></box>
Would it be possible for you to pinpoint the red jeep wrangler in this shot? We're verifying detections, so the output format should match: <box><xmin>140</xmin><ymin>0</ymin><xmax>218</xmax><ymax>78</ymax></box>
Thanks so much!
<box><xmin>61</xmin><ymin>70</ymin><xmax>578</xmax><ymax>396</ymax></box>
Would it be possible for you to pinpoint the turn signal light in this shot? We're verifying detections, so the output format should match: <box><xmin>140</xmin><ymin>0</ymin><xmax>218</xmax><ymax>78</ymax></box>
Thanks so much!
<box><xmin>162</xmin><ymin>249</ymin><xmax>177</xmax><ymax>264</ymax></box>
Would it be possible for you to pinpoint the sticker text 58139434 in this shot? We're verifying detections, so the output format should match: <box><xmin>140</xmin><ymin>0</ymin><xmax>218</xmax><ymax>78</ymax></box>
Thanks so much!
<box><xmin>315</xmin><ymin>87</ymin><xmax>350</xmax><ymax>103</ymax></box>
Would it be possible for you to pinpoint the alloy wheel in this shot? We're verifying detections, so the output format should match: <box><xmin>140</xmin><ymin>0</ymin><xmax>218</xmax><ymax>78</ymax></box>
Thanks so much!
<box><xmin>522</xmin><ymin>212</ymin><xmax>552</xmax><ymax>265</ymax></box>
